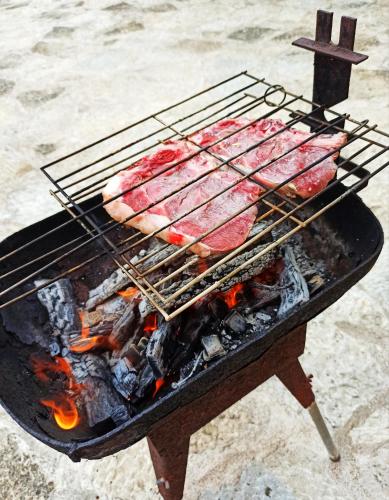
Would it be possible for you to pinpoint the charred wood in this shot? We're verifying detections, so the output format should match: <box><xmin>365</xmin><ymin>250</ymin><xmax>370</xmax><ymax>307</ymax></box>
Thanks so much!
<box><xmin>139</xmin><ymin>242</ymin><xmax>278</xmax><ymax>317</ymax></box>
<box><xmin>180</xmin><ymin>307</ymin><xmax>211</xmax><ymax>346</ymax></box>
<box><xmin>246</xmin><ymin>286</ymin><xmax>280</xmax><ymax>312</ymax></box>
<box><xmin>86</xmin><ymin>242</ymin><xmax>180</xmax><ymax>310</ymax></box>
<box><xmin>65</xmin><ymin>352</ymin><xmax>129</xmax><ymax>429</ymax></box>
<box><xmin>146</xmin><ymin>321</ymin><xmax>176</xmax><ymax>378</ymax></box>
<box><xmin>134</xmin><ymin>363</ymin><xmax>155</xmax><ymax>400</ymax></box>
<box><xmin>223</xmin><ymin>310</ymin><xmax>247</xmax><ymax>335</ymax></box>
<box><xmin>208</xmin><ymin>297</ymin><xmax>229</xmax><ymax>320</ymax></box>
<box><xmin>37</xmin><ymin>280</ymin><xmax>129</xmax><ymax>428</ymax></box>
<box><xmin>201</xmin><ymin>335</ymin><xmax>226</xmax><ymax>361</ymax></box>
<box><xmin>277</xmin><ymin>246</ymin><xmax>309</xmax><ymax>318</ymax></box>
<box><xmin>35</xmin><ymin>278</ymin><xmax>80</xmax><ymax>346</ymax></box>
<box><xmin>85</xmin><ymin>268</ymin><xmax>135</xmax><ymax>310</ymax></box>
<box><xmin>110</xmin><ymin>301</ymin><xmax>138</xmax><ymax>346</ymax></box>
<box><xmin>111</xmin><ymin>358</ymin><xmax>138</xmax><ymax>400</ymax></box>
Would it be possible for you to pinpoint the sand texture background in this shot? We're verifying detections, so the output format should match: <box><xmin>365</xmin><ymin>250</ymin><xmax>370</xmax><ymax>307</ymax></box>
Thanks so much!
<box><xmin>0</xmin><ymin>0</ymin><xmax>388</xmax><ymax>498</ymax></box>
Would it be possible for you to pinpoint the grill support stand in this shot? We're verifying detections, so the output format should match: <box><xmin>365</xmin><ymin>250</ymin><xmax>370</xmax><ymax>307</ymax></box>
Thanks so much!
<box><xmin>293</xmin><ymin>9</ymin><xmax>367</xmax><ymax>131</ymax></box>
<box><xmin>147</xmin><ymin>324</ymin><xmax>339</xmax><ymax>500</ymax></box>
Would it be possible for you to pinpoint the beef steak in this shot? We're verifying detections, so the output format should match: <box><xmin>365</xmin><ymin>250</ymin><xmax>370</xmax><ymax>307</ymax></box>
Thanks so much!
<box><xmin>190</xmin><ymin>118</ymin><xmax>347</xmax><ymax>198</ymax></box>
<box><xmin>103</xmin><ymin>140</ymin><xmax>261</xmax><ymax>257</ymax></box>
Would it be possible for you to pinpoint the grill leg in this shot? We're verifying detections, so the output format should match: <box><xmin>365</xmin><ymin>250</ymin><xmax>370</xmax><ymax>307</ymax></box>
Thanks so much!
<box><xmin>307</xmin><ymin>401</ymin><xmax>340</xmax><ymax>461</ymax></box>
<box><xmin>276</xmin><ymin>358</ymin><xmax>340</xmax><ymax>461</ymax></box>
<box><xmin>147</xmin><ymin>433</ymin><xmax>190</xmax><ymax>500</ymax></box>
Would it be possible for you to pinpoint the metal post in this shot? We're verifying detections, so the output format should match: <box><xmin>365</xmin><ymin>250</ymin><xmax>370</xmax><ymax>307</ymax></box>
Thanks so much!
<box><xmin>307</xmin><ymin>401</ymin><xmax>340</xmax><ymax>461</ymax></box>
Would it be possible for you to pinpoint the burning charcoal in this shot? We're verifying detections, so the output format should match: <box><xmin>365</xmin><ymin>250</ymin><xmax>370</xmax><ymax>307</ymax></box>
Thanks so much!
<box><xmin>278</xmin><ymin>246</ymin><xmax>309</xmax><ymax>318</ymax></box>
<box><xmin>146</xmin><ymin>322</ymin><xmax>172</xmax><ymax>378</ymax></box>
<box><xmin>96</xmin><ymin>294</ymin><xmax>128</xmax><ymax>317</ymax></box>
<box><xmin>110</xmin><ymin>301</ymin><xmax>137</xmax><ymax>346</ymax></box>
<box><xmin>246</xmin><ymin>311</ymin><xmax>272</xmax><ymax>333</ymax></box>
<box><xmin>37</xmin><ymin>280</ymin><xmax>126</xmax><ymax>430</ymax></box>
<box><xmin>49</xmin><ymin>340</ymin><xmax>61</xmax><ymax>357</ymax></box>
<box><xmin>254</xmin><ymin>311</ymin><xmax>272</xmax><ymax>324</ymax></box>
<box><xmin>137</xmin><ymin>242</ymin><xmax>277</xmax><ymax>317</ymax></box>
<box><xmin>201</xmin><ymin>335</ymin><xmax>226</xmax><ymax>361</ymax></box>
<box><xmin>89</xmin><ymin>321</ymin><xmax>114</xmax><ymax>337</ymax></box>
<box><xmin>83</xmin><ymin>377</ymin><xmax>128</xmax><ymax>429</ymax></box>
<box><xmin>85</xmin><ymin>267</ymin><xmax>133</xmax><ymax>310</ymax></box>
<box><xmin>112</xmin><ymin>358</ymin><xmax>138</xmax><ymax>400</ymax></box>
<box><xmin>180</xmin><ymin>310</ymin><xmax>212</xmax><ymax>345</ymax></box>
<box><xmin>64</xmin><ymin>353</ymin><xmax>126</xmax><ymax>429</ymax></box>
<box><xmin>208</xmin><ymin>297</ymin><xmax>229</xmax><ymax>319</ymax></box>
<box><xmin>223</xmin><ymin>310</ymin><xmax>247</xmax><ymax>335</ymax></box>
<box><xmin>86</xmin><ymin>242</ymin><xmax>176</xmax><ymax>310</ymax></box>
<box><xmin>204</xmin><ymin>242</ymin><xmax>278</xmax><ymax>293</ymax></box>
<box><xmin>81</xmin><ymin>309</ymin><xmax>103</xmax><ymax>327</ymax></box>
<box><xmin>138</xmin><ymin>298</ymin><xmax>151</xmax><ymax>318</ymax></box>
<box><xmin>68</xmin><ymin>335</ymin><xmax>113</xmax><ymax>353</ymax></box>
<box><xmin>137</xmin><ymin>336</ymin><xmax>149</xmax><ymax>352</ymax></box>
<box><xmin>35</xmin><ymin>278</ymin><xmax>80</xmax><ymax>345</ymax></box>
<box><xmin>119</xmin><ymin>343</ymin><xmax>142</xmax><ymax>368</ymax></box>
<box><xmin>248</xmin><ymin>221</ymin><xmax>273</xmax><ymax>241</ymax></box>
<box><xmin>247</xmin><ymin>286</ymin><xmax>280</xmax><ymax>311</ymax></box>
<box><xmin>134</xmin><ymin>363</ymin><xmax>155</xmax><ymax>400</ymax></box>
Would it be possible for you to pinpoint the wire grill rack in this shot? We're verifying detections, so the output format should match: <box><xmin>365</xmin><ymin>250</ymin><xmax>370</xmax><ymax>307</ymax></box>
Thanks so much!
<box><xmin>1</xmin><ymin>71</ymin><xmax>388</xmax><ymax>319</ymax></box>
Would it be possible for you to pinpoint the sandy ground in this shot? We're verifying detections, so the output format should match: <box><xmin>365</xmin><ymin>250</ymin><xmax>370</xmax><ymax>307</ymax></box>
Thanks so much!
<box><xmin>0</xmin><ymin>0</ymin><xmax>388</xmax><ymax>499</ymax></box>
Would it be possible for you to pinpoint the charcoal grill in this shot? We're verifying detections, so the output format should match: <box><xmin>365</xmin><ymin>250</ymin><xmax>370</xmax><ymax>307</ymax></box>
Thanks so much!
<box><xmin>0</xmin><ymin>10</ymin><xmax>388</xmax><ymax>500</ymax></box>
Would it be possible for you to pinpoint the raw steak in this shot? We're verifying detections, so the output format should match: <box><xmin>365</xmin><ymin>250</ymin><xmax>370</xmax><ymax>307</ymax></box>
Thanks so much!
<box><xmin>190</xmin><ymin>118</ymin><xmax>347</xmax><ymax>198</ymax></box>
<box><xmin>103</xmin><ymin>140</ymin><xmax>261</xmax><ymax>257</ymax></box>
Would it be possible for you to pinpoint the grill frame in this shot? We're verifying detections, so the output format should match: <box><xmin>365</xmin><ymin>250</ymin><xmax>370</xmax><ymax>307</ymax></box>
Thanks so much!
<box><xmin>0</xmin><ymin>72</ymin><xmax>388</xmax><ymax>318</ymax></box>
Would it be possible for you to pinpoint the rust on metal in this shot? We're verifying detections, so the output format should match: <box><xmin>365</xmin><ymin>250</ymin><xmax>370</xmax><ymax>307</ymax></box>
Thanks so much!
<box><xmin>293</xmin><ymin>10</ymin><xmax>368</xmax><ymax>128</ymax></box>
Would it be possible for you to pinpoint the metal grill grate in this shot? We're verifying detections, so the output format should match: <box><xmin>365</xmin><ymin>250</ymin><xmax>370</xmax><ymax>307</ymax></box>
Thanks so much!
<box><xmin>1</xmin><ymin>72</ymin><xmax>388</xmax><ymax>319</ymax></box>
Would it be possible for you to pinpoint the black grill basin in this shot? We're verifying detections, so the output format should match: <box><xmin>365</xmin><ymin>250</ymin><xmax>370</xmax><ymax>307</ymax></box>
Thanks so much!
<box><xmin>0</xmin><ymin>183</ymin><xmax>384</xmax><ymax>461</ymax></box>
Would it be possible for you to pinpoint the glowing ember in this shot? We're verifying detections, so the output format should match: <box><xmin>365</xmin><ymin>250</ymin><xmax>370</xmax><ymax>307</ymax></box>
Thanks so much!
<box><xmin>223</xmin><ymin>283</ymin><xmax>244</xmax><ymax>309</ymax></box>
<box><xmin>69</xmin><ymin>335</ymin><xmax>117</xmax><ymax>353</ymax></box>
<box><xmin>31</xmin><ymin>355</ymin><xmax>73</xmax><ymax>383</ymax></box>
<box><xmin>153</xmin><ymin>378</ymin><xmax>165</xmax><ymax>398</ymax></box>
<box><xmin>79</xmin><ymin>311</ymin><xmax>90</xmax><ymax>339</ymax></box>
<box><xmin>144</xmin><ymin>313</ymin><xmax>157</xmax><ymax>333</ymax></box>
<box><xmin>198</xmin><ymin>259</ymin><xmax>208</xmax><ymax>274</ymax></box>
<box><xmin>41</xmin><ymin>396</ymin><xmax>79</xmax><ymax>430</ymax></box>
<box><xmin>117</xmin><ymin>287</ymin><xmax>138</xmax><ymax>301</ymax></box>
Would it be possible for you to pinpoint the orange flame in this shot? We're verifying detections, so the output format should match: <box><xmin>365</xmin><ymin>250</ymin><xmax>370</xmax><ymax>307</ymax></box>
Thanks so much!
<box><xmin>117</xmin><ymin>287</ymin><xmax>138</xmax><ymax>301</ymax></box>
<box><xmin>41</xmin><ymin>396</ymin><xmax>79</xmax><ymax>430</ymax></box>
<box><xmin>144</xmin><ymin>313</ymin><xmax>157</xmax><ymax>333</ymax></box>
<box><xmin>69</xmin><ymin>335</ymin><xmax>118</xmax><ymax>354</ymax></box>
<box><xmin>153</xmin><ymin>378</ymin><xmax>165</xmax><ymax>398</ymax></box>
<box><xmin>223</xmin><ymin>283</ymin><xmax>244</xmax><ymax>309</ymax></box>
<box><xmin>31</xmin><ymin>355</ymin><xmax>73</xmax><ymax>383</ymax></box>
<box><xmin>79</xmin><ymin>311</ymin><xmax>90</xmax><ymax>339</ymax></box>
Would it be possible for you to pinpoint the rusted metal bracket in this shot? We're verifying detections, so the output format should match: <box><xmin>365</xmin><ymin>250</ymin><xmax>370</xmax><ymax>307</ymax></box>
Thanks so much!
<box><xmin>147</xmin><ymin>325</ymin><xmax>339</xmax><ymax>499</ymax></box>
<box><xmin>293</xmin><ymin>10</ymin><xmax>368</xmax><ymax>129</ymax></box>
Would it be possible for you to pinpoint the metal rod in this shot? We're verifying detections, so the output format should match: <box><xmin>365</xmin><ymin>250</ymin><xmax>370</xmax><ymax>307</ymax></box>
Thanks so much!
<box><xmin>57</xmin><ymin>83</ymin><xmax>261</xmax><ymax>194</ymax></box>
<box><xmin>41</xmin><ymin>72</ymin><xmax>249</xmax><ymax>175</ymax></box>
<box><xmin>308</xmin><ymin>401</ymin><xmax>340</xmax><ymax>461</ymax></box>
<box><xmin>57</xmin><ymin>84</ymin><xmax>286</xmax><ymax>200</ymax></box>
